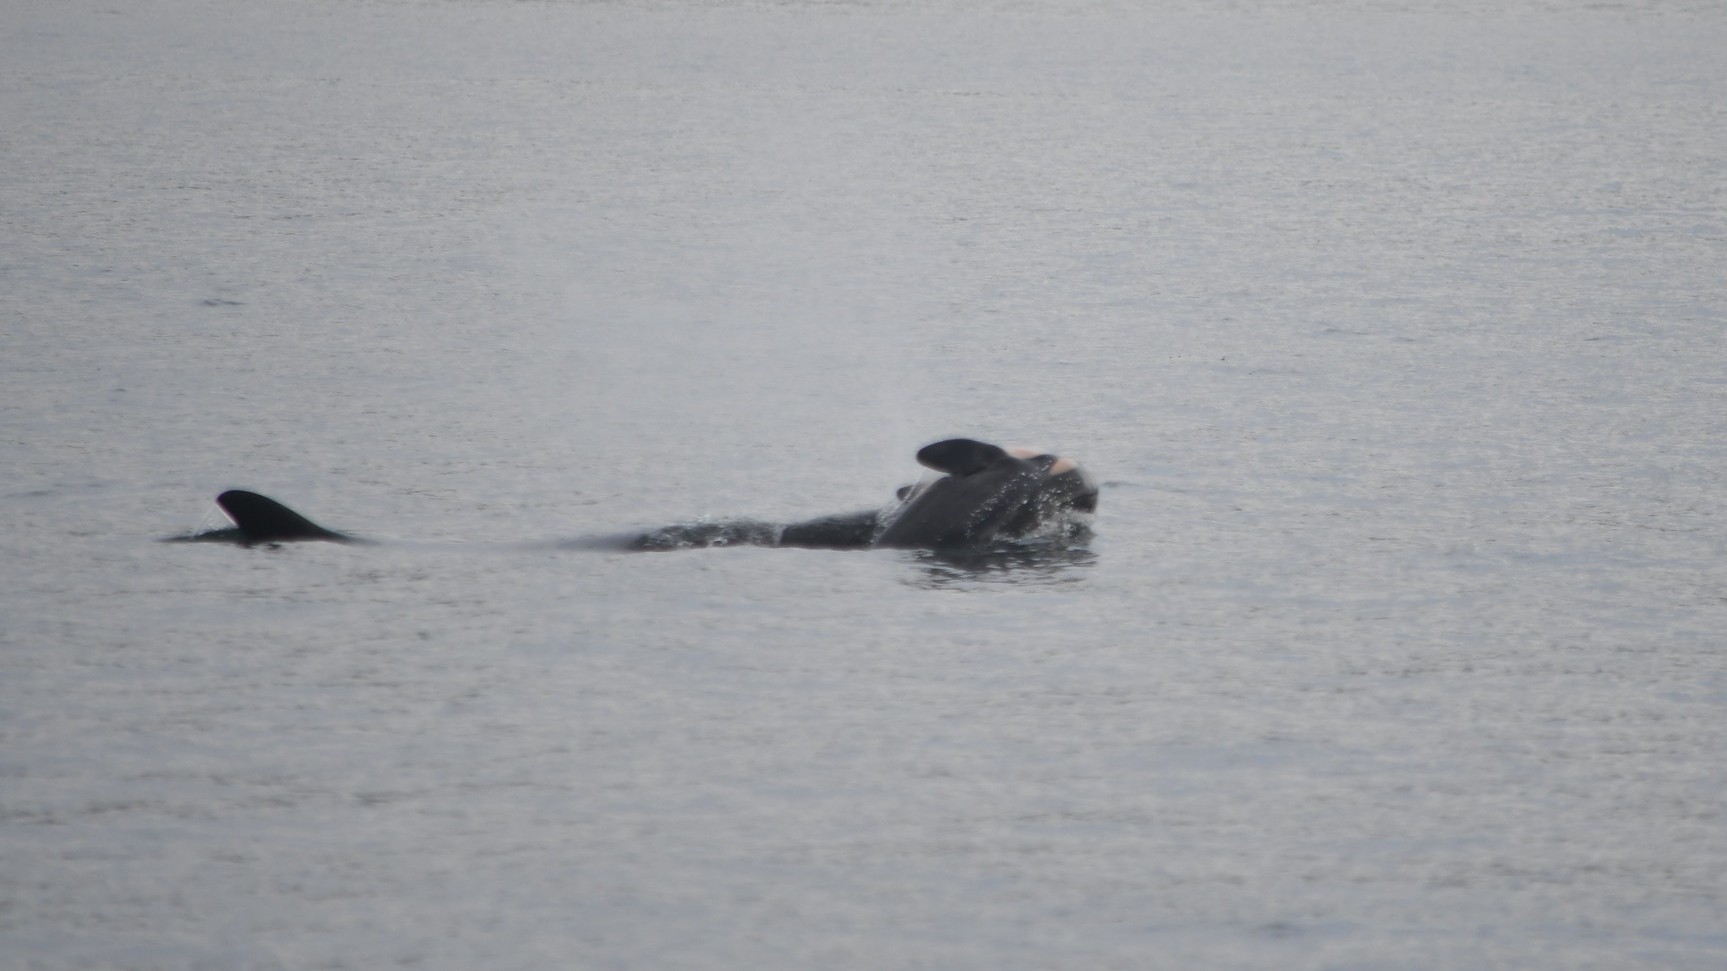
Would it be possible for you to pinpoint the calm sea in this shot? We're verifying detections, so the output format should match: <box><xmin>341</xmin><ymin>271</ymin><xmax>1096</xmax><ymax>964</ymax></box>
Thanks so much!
<box><xmin>4</xmin><ymin>1</ymin><xmax>1724</xmax><ymax>968</ymax></box>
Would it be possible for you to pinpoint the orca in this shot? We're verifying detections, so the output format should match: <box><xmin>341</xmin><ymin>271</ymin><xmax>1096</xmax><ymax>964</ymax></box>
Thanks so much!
<box><xmin>168</xmin><ymin>490</ymin><xmax>359</xmax><ymax>546</ymax></box>
<box><xmin>640</xmin><ymin>439</ymin><xmax>1096</xmax><ymax>551</ymax></box>
<box><xmin>174</xmin><ymin>440</ymin><xmax>1095</xmax><ymax>551</ymax></box>
<box><xmin>869</xmin><ymin>439</ymin><xmax>1096</xmax><ymax>549</ymax></box>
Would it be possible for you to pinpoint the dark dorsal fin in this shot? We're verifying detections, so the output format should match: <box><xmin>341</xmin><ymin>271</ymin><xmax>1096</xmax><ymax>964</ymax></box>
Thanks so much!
<box><xmin>216</xmin><ymin>490</ymin><xmax>351</xmax><ymax>544</ymax></box>
<box><xmin>915</xmin><ymin>439</ymin><xmax>1011</xmax><ymax>477</ymax></box>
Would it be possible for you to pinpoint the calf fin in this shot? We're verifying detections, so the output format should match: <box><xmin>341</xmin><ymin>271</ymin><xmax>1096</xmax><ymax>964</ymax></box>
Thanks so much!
<box><xmin>914</xmin><ymin>439</ymin><xmax>1010</xmax><ymax>477</ymax></box>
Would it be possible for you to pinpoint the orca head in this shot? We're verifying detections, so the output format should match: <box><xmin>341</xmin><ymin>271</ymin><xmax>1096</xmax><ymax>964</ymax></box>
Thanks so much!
<box><xmin>873</xmin><ymin>439</ymin><xmax>1096</xmax><ymax>549</ymax></box>
<box><xmin>1003</xmin><ymin>446</ymin><xmax>1099</xmax><ymax>520</ymax></box>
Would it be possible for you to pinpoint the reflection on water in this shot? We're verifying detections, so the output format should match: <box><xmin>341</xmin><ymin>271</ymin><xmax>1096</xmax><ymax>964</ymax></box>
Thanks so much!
<box><xmin>902</xmin><ymin>543</ymin><xmax>1098</xmax><ymax>589</ymax></box>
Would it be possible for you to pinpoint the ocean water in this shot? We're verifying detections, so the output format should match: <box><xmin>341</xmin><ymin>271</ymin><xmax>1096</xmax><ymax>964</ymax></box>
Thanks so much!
<box><xmin>3</xmin><ymin>1</ymin><xmax>1725</xmax><ymax>968</ymax></box>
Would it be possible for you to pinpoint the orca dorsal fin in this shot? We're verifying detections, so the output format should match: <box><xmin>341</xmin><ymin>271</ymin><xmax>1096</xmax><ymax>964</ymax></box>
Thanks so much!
<box><xmin>915</xmin><ymin>439</ymin><xmax>1010</xmax><ymax>477</ymax></box>
<box><xmin>216</xmin><ymin>490</ymin><xmax>351</xmax><ymax>544</ymax></box>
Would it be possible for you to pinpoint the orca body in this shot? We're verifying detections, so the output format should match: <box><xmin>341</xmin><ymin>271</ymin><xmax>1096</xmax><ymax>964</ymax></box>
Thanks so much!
<box><xmin>871</xmin><ymin>439</ymin><xmax>1096</xmax><ymax>549</ymax></box>
<box><xmin>177</xmin><ymin>440</ymin><xmax>1094</xmax><ymax>551</ymax></box>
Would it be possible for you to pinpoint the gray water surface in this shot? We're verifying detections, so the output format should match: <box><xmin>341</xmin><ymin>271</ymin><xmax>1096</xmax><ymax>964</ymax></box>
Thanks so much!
<box><xmin>4</xmin><ymin>1</ymin><xmax>1725</xmax><ymax>968</ymax></box>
